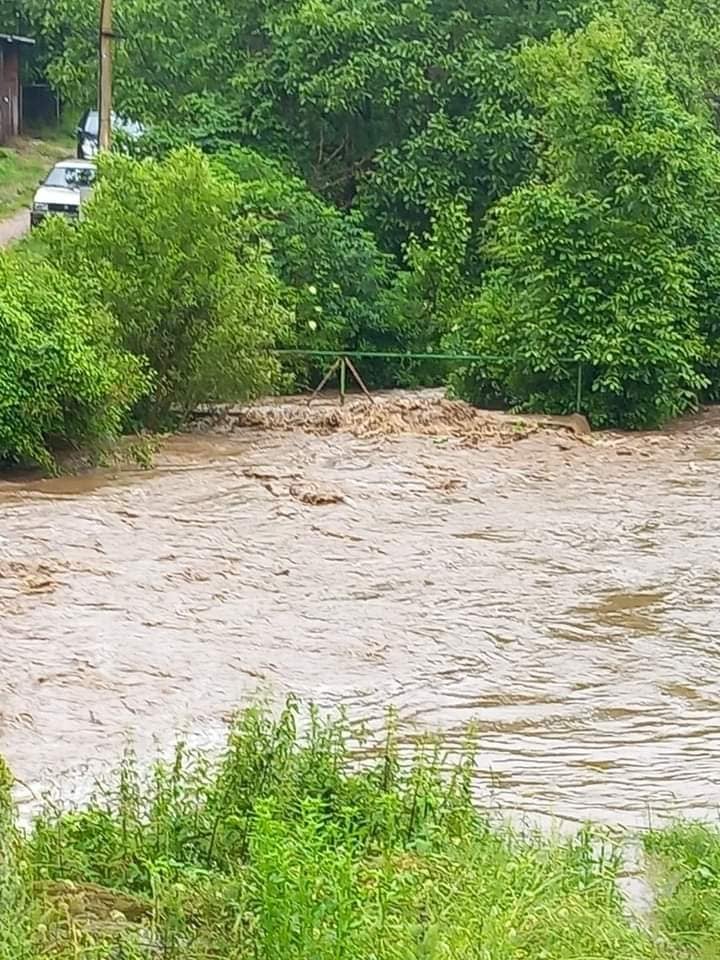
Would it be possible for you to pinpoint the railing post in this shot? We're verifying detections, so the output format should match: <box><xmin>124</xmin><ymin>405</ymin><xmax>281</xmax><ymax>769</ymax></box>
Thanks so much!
<box><xmin>339</xmin><ymin>356</ymin><xmax>347</xmax><ymax>406</ymax></box>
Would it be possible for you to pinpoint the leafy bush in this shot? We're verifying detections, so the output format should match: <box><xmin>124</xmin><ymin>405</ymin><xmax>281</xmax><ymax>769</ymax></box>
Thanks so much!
<box><xmin>380</xmin><ymin>199</ymin><xmax>473</xmax><ymax>387</ymax></box>
<box><xmin>449</xmin><ymin>15</ymin><xmax>720</xmax><ymax>427</ymax></box>
<box><xmin>19</xmin><ymin>701</ymin><xmax>664</xmax><ymax>959</ymax></box>
<box><xmin>43</xmin><ymin>147</ymin><xmax>288</xmax><ymax>425</ymax></box>
<box><xmin>448</xmin><ymin>185</ymin><xmax>706</xmax><ymax>427</ymax></box>
<box><xmin>0</xmin><ymin>758</ymin><xmax>39</xmax><ymax>960</ymax></box>
<box><xmin>216</xmin><ymin>147</ymin><xmax>405</xmax><ymax>388</ymax></box>
<box><xmin>645</xmin><ymin>822</ymin><xmax>720</xmax><ymax>954</ymax></box>
<box><xmin>0</xmin><ymin>252</ymin><xmax>146</xmax><ymax>469</ymax></box>
<box><xmin>215</xmin><ymin>148</ymin><xmax>480</xmax><ymax>389</ymax></box>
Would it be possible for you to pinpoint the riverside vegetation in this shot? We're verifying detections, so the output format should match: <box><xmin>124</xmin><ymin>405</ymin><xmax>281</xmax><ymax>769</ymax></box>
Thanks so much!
<box><xmin>1</xmin><ymin>699</ymin><xmax>719</xmax><ymax>960</ymax></box>
<box><xmin>3</xmin><ymin>6</ymin><xmax>720</xmax><ymax>954</ymax></box>
<box><xmin>4</xmin><ymin>0</ymin><xmax>720</xmax><ymax>466</ymax></box>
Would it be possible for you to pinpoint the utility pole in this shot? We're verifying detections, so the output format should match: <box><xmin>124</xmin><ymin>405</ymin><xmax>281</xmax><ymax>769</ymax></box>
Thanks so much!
<box><xmin>98</xmin><ymin>0</ymin><xmax>113</xmax><ymax>152</ymax></box>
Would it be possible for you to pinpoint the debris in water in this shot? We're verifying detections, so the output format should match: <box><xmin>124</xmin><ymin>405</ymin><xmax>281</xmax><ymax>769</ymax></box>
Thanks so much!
<box><xmin>201</xmin><ymin>393</ymin><xmax>593</xmax><ymax>447</ymax></box>
<box><xmin>188</xmin><ymin>390</ymin><xmax>591</xmax><ymax>448</ymax></box>
<box><xmin>236</xmin><ymin>395</ymin><xmax>530</xmax><ymax>443</ymax></box>
<box><xmin>290</xmin><ymin>482</ymin><xmax>345</xmax><ymax>505</ymax></box>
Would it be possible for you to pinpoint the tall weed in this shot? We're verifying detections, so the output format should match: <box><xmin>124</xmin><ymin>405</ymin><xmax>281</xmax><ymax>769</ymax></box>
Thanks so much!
<box><xmin>1</xmin><ymin>701</ymin><xmax>677</xmax><ymax>958</ymax></box>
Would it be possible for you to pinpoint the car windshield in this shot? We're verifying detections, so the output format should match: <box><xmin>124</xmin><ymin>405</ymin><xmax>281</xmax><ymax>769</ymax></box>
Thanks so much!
<box><xmin>84</xmin><ymin>111</ymin><xmax>99</xmax><ymax>136</ymax></box>
<box><xmin>82</xmin><ymin>111</ymin><xmax>143</xmax><ymax>138</ymax></box>
<box><xmin>44</xmin><ymin>165</ymin><xmax>96</xmax><ymax>189</ymax></box>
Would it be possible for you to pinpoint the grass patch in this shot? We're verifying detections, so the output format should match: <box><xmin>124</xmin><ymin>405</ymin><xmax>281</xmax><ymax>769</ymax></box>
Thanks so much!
<box><xmin>0</xmin><ymin>700</ymin><xmax>674</xmax><ymax>959</ymax></box>
<box><xmin>16</xmin><ymin>701</ymin><xmax>720</xmax><ymax>960</ymax></box>
<box><xmin>645</xmin><ymin>822</ymin><xmax>720</xmax><ymax>958</ymax></box>
<box><xmin>0</xmin><ymin>128</ymin><xmax>74</xmax><ymax>219</ymax></box>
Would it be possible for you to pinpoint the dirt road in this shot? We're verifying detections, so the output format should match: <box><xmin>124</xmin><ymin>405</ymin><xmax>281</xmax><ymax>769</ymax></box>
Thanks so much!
<box><xmin>0</xmin><ymin>208</ymin><xmax>30</xmax><ymax>247</ymax></box>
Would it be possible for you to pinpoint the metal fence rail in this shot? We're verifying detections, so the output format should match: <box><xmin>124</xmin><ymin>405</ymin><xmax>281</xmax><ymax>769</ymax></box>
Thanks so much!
<box><xmin>272</xmin><ymin>349</ymin><xmax>585</xmax><ymax>413</ymax></box>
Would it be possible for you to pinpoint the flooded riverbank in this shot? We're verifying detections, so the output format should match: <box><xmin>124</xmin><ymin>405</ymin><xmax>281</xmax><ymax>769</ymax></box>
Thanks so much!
<box><xmin>2</xmin><ymin>394</ymin><xmax>720</xmax><ymax>825</ymax></box>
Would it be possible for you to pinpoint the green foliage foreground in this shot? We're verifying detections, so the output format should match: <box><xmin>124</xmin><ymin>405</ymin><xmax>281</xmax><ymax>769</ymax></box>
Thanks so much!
<box><xmin>1</xmin><ymin>700</ymin><xmax>718</xmax><ymax>959</ymax></box>
<box><xmin>44</xmin><ymin>149</ymin><xmax>288</xmax><ymax>428</ymax></box>
<box><xmin>0</xmin><ymin>254</ymin><xmax>147</xmax><ymax>469</ymax></box>
<box><xmin>1</xmin><ymin>148</ymin><xmax>290</xmax><ymax>465</ymax></box>
<box><xmin>645</xmin><ymin>822</ymin><xmax>720</xmax><ymax>958</ymax></box>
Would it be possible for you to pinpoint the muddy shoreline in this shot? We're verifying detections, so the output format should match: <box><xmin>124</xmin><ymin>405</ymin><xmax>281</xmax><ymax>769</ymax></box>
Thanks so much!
<box><xmin>2</xmin><ymin>392</ymin><xmax>720</xmax><ymax>824</ymax></box>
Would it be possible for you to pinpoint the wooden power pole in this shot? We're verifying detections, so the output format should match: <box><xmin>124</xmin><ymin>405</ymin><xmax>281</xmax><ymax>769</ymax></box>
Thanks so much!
<box><xmin>98</xmin><ymin>0</ymin><xmax>113</xmax><ymax>152</ymax></box>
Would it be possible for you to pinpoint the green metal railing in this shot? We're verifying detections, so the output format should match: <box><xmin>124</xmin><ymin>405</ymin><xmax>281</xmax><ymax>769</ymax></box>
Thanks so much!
<box><xmin>273</xmin><ymin>349</ymin><xmax>586</xmax><ymax>413</ymax></box>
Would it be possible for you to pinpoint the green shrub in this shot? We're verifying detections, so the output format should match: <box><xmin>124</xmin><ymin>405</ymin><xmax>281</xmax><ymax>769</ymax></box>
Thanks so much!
<box><xmin>645</xmin><ymin>822</ymin><xmax>720</xmax><ymax>954</ymax></box>
<box><xmin>44</xmin><ymin>147</ymin><xmax>288</xmax><ymax>425</ymax></box>
<box><xmin>215</xmin><ymin>147</ymin><xmax>404</xmax><ymax>388</ymax></box>
<box><xmin>449</xmin><ymin>15</ymin><xmax>720</xmax><ymax>427</ymax></box>
<box><xmin>23</xmin><ymin>702</ymin><xmax>664</xmax><ymax>960</ymax></box>
<box><xmin>0</xmin><ymin>252</ymin><xmax>147</xmax><ymax>469</ymax></box>
<box><xmin>215</xmin><ymin>148</ymin><xmax>479</xmax><ymax>390</ymax></box>
<box><xmin>448</xmin><ymin>185</ymin><xmax>706</xmax><ymax>427</ymax></box>
<box><xmin>382</xmin><ymin>199</ymin><xmax>473</xmax><ymax>387</ymax></box>
<box><xmin>0</xmin><ymin>758</ymin><xmax>38</xmax><ymax>960</ymax></box>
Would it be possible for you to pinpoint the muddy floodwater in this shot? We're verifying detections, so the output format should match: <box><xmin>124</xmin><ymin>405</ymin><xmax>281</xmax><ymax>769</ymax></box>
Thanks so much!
<box><xmin>2</xmin><ymin>398</ymin><xmax>720</xmax><ymax>827</ymax></box>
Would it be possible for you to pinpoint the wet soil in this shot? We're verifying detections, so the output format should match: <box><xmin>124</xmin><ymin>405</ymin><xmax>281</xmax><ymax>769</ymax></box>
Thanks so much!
<box><xmin>2</xmin><ymin>393</ymin><xmax>720</xmax><ymax>826</ymax></box>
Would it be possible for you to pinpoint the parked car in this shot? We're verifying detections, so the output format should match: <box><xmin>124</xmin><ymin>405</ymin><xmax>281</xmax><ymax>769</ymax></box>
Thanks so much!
<box><xmin>31</xmin><ymin>159</ymin><xmax>96</xmax><ymax>228</ymax></box>
<box><xmin>76</xmin><ymin>109</ymin><xmax>145</xmax><ymax>159</ymax></box>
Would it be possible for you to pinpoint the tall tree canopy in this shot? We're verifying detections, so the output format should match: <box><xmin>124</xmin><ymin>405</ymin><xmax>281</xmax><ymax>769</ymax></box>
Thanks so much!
<box><xmin>7</xmin><ymin>0</ymin><xmax>720</xmax><ymax>426</ymax></box>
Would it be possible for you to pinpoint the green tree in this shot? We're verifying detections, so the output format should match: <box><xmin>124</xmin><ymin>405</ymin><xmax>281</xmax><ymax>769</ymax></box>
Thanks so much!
<box><xmin>449</xmin><ymin>15</ymin><xmax>720</xmax><ymax>426</ymax></box>
<box><xmin>16</xmin><ymin>0</ymin><xmax>580</xmax><ymax>250</ymax></box>
<box><xmin>216</xmin><ymin>148</ymin><xmax>475</xmax><ymax>387</ymax></box>
<box><xmin>0</xmin><ymin>252</ymin><xmax>147</xmax><ymax>468</ymax></box>
<box><xmin>215</xmin><ymin>147</ymin><xmax>399</xmax><ymax>387</ymax></box>
<box><xmin>380</xmin><ymin>198</ymin><xmax>472</xmax><ymax>385</ymax></box>
<box><xmin>43</xmin><ymin>147</ymin><xmax>288</xmax><ymax>425</ymax></box>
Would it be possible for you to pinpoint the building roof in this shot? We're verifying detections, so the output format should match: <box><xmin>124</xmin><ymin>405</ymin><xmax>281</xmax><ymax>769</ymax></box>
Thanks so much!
<box><xmin>0</xmin><ymin>33</ymin><xmax>35</xmax><ymax>46</ymax></box>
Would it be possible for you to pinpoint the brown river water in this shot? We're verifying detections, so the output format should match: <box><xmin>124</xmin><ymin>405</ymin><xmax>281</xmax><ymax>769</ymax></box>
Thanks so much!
<box><xmin>2</xmin><ymin>397</ymin><xmax>720</xmax><ymax>828</ymax></box>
